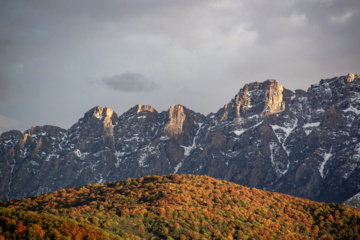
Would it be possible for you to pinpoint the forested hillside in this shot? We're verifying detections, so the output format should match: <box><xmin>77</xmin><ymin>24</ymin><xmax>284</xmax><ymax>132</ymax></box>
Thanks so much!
<box><xmin>1</xmin><ymin>174</ymin><xmax>360</xmax><ymax>239</ymax></box>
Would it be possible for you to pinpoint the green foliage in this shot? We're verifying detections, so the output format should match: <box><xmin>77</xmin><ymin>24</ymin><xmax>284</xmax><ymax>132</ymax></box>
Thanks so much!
<box><xmin>1</xmin><ymin>174</ymin><xmax>360</xmax><ymax>239</ymax></box>
<box><xmin>0</xmin><ymin>207</ymin><xmax>122</xmax><ymax>239</ymax></box>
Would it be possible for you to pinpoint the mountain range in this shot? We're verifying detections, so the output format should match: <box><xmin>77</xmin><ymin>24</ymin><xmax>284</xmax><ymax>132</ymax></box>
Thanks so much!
<box><xmin>1</xmin><ymin>73</ymin><xmax>360</xmax><ymax>205</ymax></box>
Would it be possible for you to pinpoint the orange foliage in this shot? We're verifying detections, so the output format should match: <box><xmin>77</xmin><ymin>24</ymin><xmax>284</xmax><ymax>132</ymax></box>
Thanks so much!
<box><xmin>0</xmin><ymin>174</ymin><xmax>359</xmax><ymax>239</ymax></box>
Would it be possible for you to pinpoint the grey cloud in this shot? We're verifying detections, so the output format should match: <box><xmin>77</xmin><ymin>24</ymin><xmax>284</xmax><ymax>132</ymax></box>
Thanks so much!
<box><xmin>0</xmin><ymin>72</ymin><xmax>13</xmax><ymax>105</ymax></box>
<box><xmin>0</xmin><ymin>114</ymin><xmax>21</xmax><ymax>133</ymax></box>
<box><xmin>101</xmin><ymin>72</ymin><xmax>157</xmax><ymax>92</ymax></box>
<box><xmin>0</xmin><ymin>39</ymin><xmax>12</xmax><ymax>53</ymax></box>
<box><xmin>238</xmin><ymin>0</ymin><xmax>360</xmax><ymax>45</ymax></box>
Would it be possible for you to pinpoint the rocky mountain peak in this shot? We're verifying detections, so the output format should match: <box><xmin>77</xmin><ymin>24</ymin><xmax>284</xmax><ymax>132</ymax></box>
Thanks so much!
<box><xmin>347</xmin><ymin>73</ymin><xmax>355</xmax><ymax>83</ymax></box>
<box><xmin>25</xmin><ymin>125</ymin><xmax>65</xmax><ymax>136</ymax></box>
<box><xmin>69</xmin><ymin>106</ymin><xmax>118</xmax><ymax>141</ymax></box>
<box><xmin>344</xmin><ymin>73</ymin><xmax>360</xmax><ymax>83</ymax></box>
<box><xmin>218</xmin><ymin>80</ymin><xmax>285</xmax><ymax>124</ymax></box>
<box><xmin>307</xmin><ymin>74</ymin><xmax>360</xmax><ymax>113</ymax></box>
<box><xmin>244</xmin><ymin>79</ymin><xmax>279</xmax><ymax>91</ymax></box>
<box><xmin>87</xmin><ymin>106</ymin><xmax>115</xmax><ymax>120</ymax></box>
<box><xmin>135</xmin><ymin>104</ymin><xmax>158</xmax><ymax>123</ymax></box>
<box><xmin>87</xmin><ymin>106</ymin><xmax>117</xmax><ymax>122</ymax></box>
<box><xmin>136</xmin><ymin>104</ymin><xmax>156</xmax><ymax>114</ymax></box>
<box><xmin>317</xmin><ymin>73</ymin><xmax>360</xmax><ymax>86</ymax></box>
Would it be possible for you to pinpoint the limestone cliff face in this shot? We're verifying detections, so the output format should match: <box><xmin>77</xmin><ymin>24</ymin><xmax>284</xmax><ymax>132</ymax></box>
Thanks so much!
<box><xmin>137</xmin><ymin>104</ymin><xmax>155</xmax><ymax>114</ymax></box>
<box><xmin>347</xmin><ymin>73</ymin><xmax>356</xmax><ymax>83</ymax></box>
<box><xmin>69</xmin><ymin>106</ymin><xmax>118</xmax><ymax>153</ymax></box>
<box><xmin>83</xmin><ymin>106</ymin><xmax>117</xmax><ymax>135</ymax></box>
<box><xmin>260</xmin><ymin>80</ymin><xmax>285</xmax><ymax>118</ymax></box>
<box><xmin>219</xmin><ymin>80</ymin><xmax>285</xmax><ymax>125</ymax></box>
<box><xmin>1</xmin><ymin>74</ymin><xmax>360</xmax><ymax>205</ymax></box>
<box><xmin>164</xmin><ymin>105</ymin><xmax>187</xmax><ymax>137</ymax></box>
<box><xmin>136</xmin><ymin>105</ymin><xmax>158</xmax><ymax>122</ymax></box>
<box><xmin>163</xmin><ymin>105</ymin><xmax>203</xmax><ymax>146</ymax></box>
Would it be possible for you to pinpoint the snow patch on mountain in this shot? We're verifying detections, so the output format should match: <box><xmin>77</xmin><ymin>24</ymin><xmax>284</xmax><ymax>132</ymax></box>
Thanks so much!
<box><xmin>269</xmin><ymin>141</ymin><xmax>289</xmax><ymax>176</ymax></box>
<box><xmin>95</xmin><ymin>174</ymin><xmax>106</xmax><ymax>184</ymax></box>
<box><xmin>20</xmin><ymin>148</ymin><xmax>28</xmax><ymax>158</ymax></box>
<box><xmin>138</xmin><ymin>153</ymin><xmax>148</xmax><ymax>167</ymax></box>
<box><xmin>233</xmin><ymin>130</ymin><xmax>245</xmax><ymax>136</ymax></box>
<box><xmin>74</xmin><ymin>149</ymin><xmax>89</xmax><ymax>161</ymax></box>
<box><xmin>233</xmin><ymin>120</ymin><xmax>263</xmax><ymax>137</ymax></box>
<box><xmin>160</xmin><ymin>136</ymin><xmax>170</xmax><ymax>141</ymax></box>
<box><xmin>181</xmin><ymin>146</ymin><xmax>192</xmax><ymax>157</ymax></box>
<box><xmin>29</xmin><ymin>160</ymin><xmax>40</xmax><ymax>166</ymax></box>
<box><xmin>94</xmin><ymin>114</ymin><xmax>104</xmax><ymax>120</ymax></box>
<box><xmin>45</xmin><ymin>153</ymin><xmax>59</xmax><ymax>162</ymax></box>
<box><xmin>319</xmin><ymin>148</ymin><xmax>333</xmax><ymax>178</ymax></box>
<box><xmin>181</xmin><ymin>122</ymin><xmax>203</xmax><ymax>157</ymax></box>
<box><xmin>344</xmin><ymin>105</ymin><xmax>360</xmax><ymax>115</ymax></box>
<box><xmin>115</xmin><ymin>151</ymin><xmax>125</xmax><ymax>168</ymax></box>
<box><xmin>173</xmin><ymin>161</ymin><xmax>183</xmax><ymax>174</ymax></box>
<box><xmin>303</xmin><ymin>122</ymin><xmax>320</xmax><ymax>135</ymax></box>
<box><xmin>271</xmin><ymin>119</ymin><xmax>298</xmax><ymax>156</ymax></box>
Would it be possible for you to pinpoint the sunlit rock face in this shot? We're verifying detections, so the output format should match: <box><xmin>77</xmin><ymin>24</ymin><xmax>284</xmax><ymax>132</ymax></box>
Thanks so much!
<box><xmin>163</xmin><ymin>105</ymin><xmax>204</xmax><ymax>146</ymax></box>
<box><xmin>347</xmin><ymin>73</ymin><xmax>355</xmax><ymax>83</ymax></box>
<box><xmin>164</xmin><ymin>105</ymin><xmax>187</xmax><ymax>137</ymax></box>
<box><xmin>1</xmin><ymin>74</ymin><xmax>360</xmax><ymax>204</ymax></box>
<box><xmin>218</xmin><ymin>80</ymin><xmax>286</xmax><ymax>128</ymax></box>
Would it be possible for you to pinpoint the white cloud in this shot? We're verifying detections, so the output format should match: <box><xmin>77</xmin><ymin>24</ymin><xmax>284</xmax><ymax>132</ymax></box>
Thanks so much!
<box><xmin>330</xmin><ymin>10</ymin><xmax>356</xmax><ymax>23</ymax></box>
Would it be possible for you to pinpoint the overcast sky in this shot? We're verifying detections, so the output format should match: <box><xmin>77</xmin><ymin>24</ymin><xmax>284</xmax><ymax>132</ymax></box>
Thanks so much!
<box><xmin>1</xmin><ymin>0</ymin><xmax>359</xmax><ymax>133</ymax></box>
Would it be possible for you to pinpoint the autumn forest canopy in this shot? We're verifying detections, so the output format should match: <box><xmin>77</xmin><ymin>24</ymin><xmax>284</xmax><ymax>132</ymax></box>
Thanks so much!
<box><xmin>0</xmin><ymin>174</ymin><xmax>360</xmax><ymax>239</ymax></box>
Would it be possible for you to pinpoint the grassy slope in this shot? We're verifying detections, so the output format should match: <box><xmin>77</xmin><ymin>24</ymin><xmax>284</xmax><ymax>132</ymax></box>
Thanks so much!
<box><xmin>1</xmin><ymin>174</ymin><xmax>360</xmax><ymax>239</ymax></box>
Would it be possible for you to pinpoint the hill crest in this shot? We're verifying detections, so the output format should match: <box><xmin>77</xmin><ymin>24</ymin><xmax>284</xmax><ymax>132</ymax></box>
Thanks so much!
<box><xmin>1</xmin><ymin>174</ymin><xmax>360</xmax><ymax>239</ymax></box>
